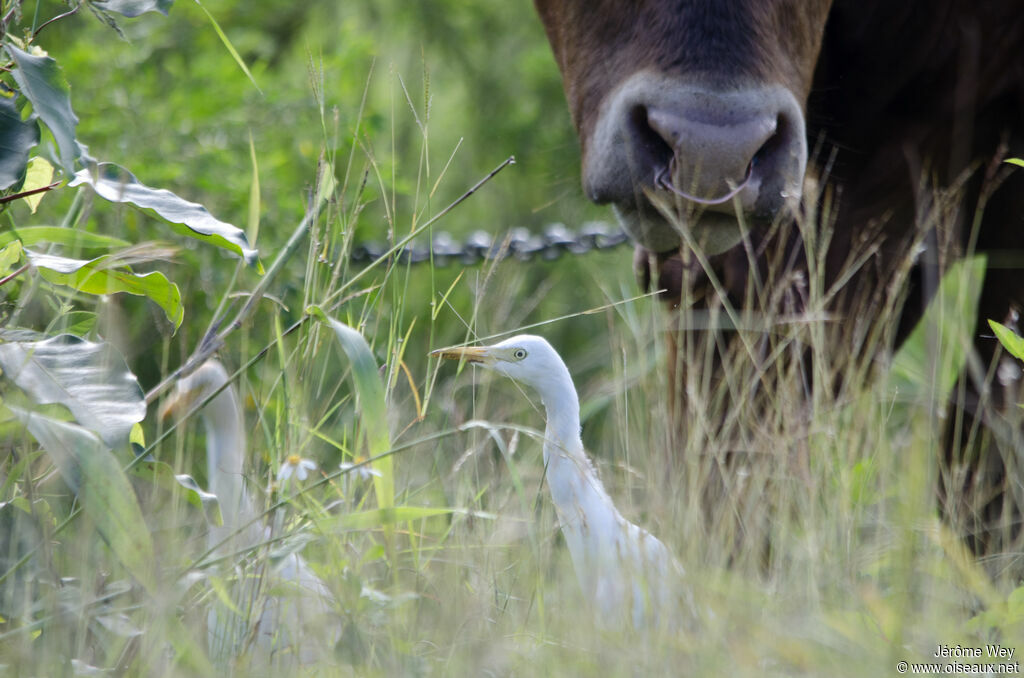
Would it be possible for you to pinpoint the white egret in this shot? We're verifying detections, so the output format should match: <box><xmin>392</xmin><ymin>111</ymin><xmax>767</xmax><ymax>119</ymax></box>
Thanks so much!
<box><xmin>160</xmin><ymin>361</ymin><xmax>337</xmax><ymax>666</ymax></box>
<box><xmin>433</xmin><ymin>335</ymin><xmax>687</xmax><ymax>629</ymax></box>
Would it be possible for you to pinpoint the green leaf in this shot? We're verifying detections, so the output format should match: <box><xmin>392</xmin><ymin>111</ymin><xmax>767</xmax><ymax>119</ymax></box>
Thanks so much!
<box><xmin>11</xmin><ymin>408</ymin><xmax>155</xmax><ymax>590</ymax></box>
<box><xmin>62</xmin><ymin>311</ymin><xmax>97</xmax><ymax>336</ymax></box>
<box><xmin>989</xmin><ymin>320</ymin><xmax>1024</xmax><ymax>362</ymax></box>
<box><xmin>0</xmin><ymin>447</ymin><xmax>43</xmax><ymax>500</ymax></box>
<box><xmin>26</xmin><ymin>248</ymin><xmax>184</xmax><ymax>329</ymax></box>
<box><xmin>0</xmin><ymin>240</ymin><xmax>22</xmax><ymax>277</ymax></box>
<box><xmin>0</xmin><ymin>226</ymin><xmax>130</xmax><ymax>250</ymax></box>
<box><xmin>6</xmin><ymin>44</ymin><xmax>79</xmax><ymax>174</ymax></box>
<box><xmin>0</xmin><ymin>93</ymin><xmax>40</xmax><ymax>190</ymax></box>
<box><xmin>92</xmin><ymin>0</ymin><xmax>174</xmax><ymax>18</ymax></box>
<box><xmin>21</xmin><ymin>157</ymin><xmax>54</xmax><ymax>213</ymax></box>
<box><xmin>0</xmin><ymin>333</ymin><xmax>146</xmax><ymax>448</ymax></box>
<box><xmin>314</xmin><ymin>160</ymin><xmax>337</xmax><ymax>205</ymax></box>
<box><xmin>70</xmin><ymin>162</ymin><xmax>257</xmax><ymax>265</ymax></box>
<box><xmin>246</xmin><ymin>131</ymin><xmax>259</xmax><ymax>245</ymax></box>
<box><xmin>1005</xmin><ymin>158</ymin><xmax>1024</xmax><ymax>168</ymax></box>
<box><xmin>131</xmin><ymin>460</ymin><xmax>223</xmax><ymax>526</ymax></box>
<box><xmin>967</xmin><ymin>584</ymin><xmax>1024</xmax><ymax>632</ymax></box>
<box><xmin>129</xmin><ymin>422</ymin><xmax>145</xmax><ymax>449</ymax></box>
<box><xmin>890</xmin><ymin>255</ymin><xmax>986</xmax><ymax>406</ymax></box>
<box><xmin>312</xmin><ymin>309</ymin><xmax>393</xmax><ymax>510</ymax></box>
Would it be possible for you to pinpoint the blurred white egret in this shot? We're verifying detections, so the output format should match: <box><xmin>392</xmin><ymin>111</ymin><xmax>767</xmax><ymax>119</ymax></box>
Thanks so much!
<box><xmin>433</xmin><ymin>335</ymin><xmax>686</xmax><ymax>629</ymax></box>
<box><xmin>160</xmin><ymin>361</ymin><xmax>337</xmax><ymax>665</ymax></box>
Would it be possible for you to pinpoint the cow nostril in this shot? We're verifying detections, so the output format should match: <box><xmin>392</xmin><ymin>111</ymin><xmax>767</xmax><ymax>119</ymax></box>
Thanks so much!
<box><xmin>627</xmin><ymin>104</ymin><xmax>674</xmax><ymax>181</ymax></box>
<box><xmin>750</xmin><ymin>115</ymin><xmax>786</xmax><ymax>177</ymax></box>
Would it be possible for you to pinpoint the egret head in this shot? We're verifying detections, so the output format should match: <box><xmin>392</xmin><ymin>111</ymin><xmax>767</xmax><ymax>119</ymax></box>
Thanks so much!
<box><xmin>159</xmin><ymin>360</ymin><xmax>234</xmax><ymax>422</ymax></box>
<box><xmin>432</xmin><ymin>335</ymin><xmax>574</xmax><ymax>401</ymax></box>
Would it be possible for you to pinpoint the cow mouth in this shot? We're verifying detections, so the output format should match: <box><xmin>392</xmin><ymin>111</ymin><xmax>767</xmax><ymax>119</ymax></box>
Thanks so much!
<box><xmin>653</xmin><ymin>156</ymin><xmax>756</xmax><ymax>206</ymax></box>
<box><xmin>631</xmin><ymin>158</ymin><xmax>761</xmax><ymax>256</ymax></box>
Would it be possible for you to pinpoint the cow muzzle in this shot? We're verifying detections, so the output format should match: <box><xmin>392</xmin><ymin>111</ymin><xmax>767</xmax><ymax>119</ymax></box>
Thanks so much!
<box><xmin>583</xmin><ymin>73</ymin><xmax>807</xmax><ymax>255</ymax></box>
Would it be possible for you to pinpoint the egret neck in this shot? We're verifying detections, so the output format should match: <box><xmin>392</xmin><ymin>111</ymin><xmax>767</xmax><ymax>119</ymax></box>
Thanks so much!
<box><xmin>198</xmin><ymin>380</ymin><xmax>247</xmax><ymax>531</ymax></box>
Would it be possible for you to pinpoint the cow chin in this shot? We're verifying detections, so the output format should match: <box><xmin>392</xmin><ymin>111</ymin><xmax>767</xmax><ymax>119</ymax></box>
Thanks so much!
<box><xmin>612</xmin><ymin>201</ymin><xmax>749</xmax><ymax>257</ymax></box>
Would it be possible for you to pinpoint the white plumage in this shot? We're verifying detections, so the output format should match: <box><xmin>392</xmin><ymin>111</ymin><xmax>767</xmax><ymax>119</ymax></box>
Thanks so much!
<box><xmin>434</xmin><ymin>335</ymin><xmax>686</xmax><ymax>629</ymax></box>
<box><xmin>161</xmin><ymin>361</ymin><xmax>337</xmax><ymax>666</ymax></box>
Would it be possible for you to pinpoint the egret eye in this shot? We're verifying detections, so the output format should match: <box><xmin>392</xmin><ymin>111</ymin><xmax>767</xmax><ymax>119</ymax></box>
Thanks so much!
<box><xmin>512</xmin><ymin>348</ymin><xmax>528</xmax><ymax>360</ymax></box>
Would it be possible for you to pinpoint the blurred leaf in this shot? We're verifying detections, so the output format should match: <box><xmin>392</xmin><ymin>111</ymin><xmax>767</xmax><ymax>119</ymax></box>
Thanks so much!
<box><xmin>91</xmin><ymin>0</ymin><xmax>174</xmax><ymax>18</ymax></box>
<box><xmin>0</xmin><ymin>94</ymin><xmax>40</xmax><ymax>190</ymax></box>
<box><xmin>6</xmin><ymin>44</ymin><xmax>79</xmax><ymax>174</ymax></box>
<box><xmin>0</xmin><ymin>240</ymin><xmax>22</xmax><ymax>276</ymax></box>
<box><xmin>314</xmin><ymin>160</ymin><xmax>337</xmax><ymax>205</ymax></box>
<box><xmin>266</xmin><ymin>531</ymin><xmax>318</xmax><ymax>563</ymax></box>
<box><xmin>313</xmin><ymin>309</ymin><xmax>393</xmax><ymax>510</ymax></box>
<box><xmin>1006</xmin><ymin>158</ymin><xmax>1024</xmax><ymax>168</ymax></box>
<box><xmin>890</xmin><ymin>255</ymin><xmax>986</xmax><ymax>405</ymax></box>
<box><xmin>968</xmin><ymin>584</ymin><xmax>1024</xmax><ymax>634</ymax></box>
<box><xmin>11</xmin><ymin>408</ymin><xmax>155</xmax><ymax>590</ymax></box>
<box><xmin>21</xmin><ymin>157</ymin><xmax>54</xmax><ymax>213</ymax></box>
<box><xmin>0</xmin><ymin>333</ymin><xmax>146</xmax><ymax>448</ymax></box>
<box><xmin>131</xmin><ymin>460</ymin><xmax>223</xmax><ymax>525</ymax></box>
<box><xmin>0</xmin><ymin>496</ymin><xmax>31</xmax><ymax>513</ymax></box>
<box><xmin>0</xmin><ymin>226</ymin><xmax>130</xmax><ymax>249</ymax></box>
<box><xmin>129</xmin><ymin>422</ymin><xmax>145</xmax><ymax>448</ymax></box>
<box><xmin>0</xmin><ymin>447</ymin><xmax>43</xmax><ymax>499</ymax></box>
<box><xmin>246</xmin><ymin>131</ymin><xmax>259</xmax><ymax>245</ymax></box>
<box><xmin>95</xmin><ymin>612</ymin><xmax>143</xmax><ymax>638</ymax></box>
<box><xmin>989</xmin><ymin>320</ymin><xmax>1024</xmax><ymax>363</ymax></box>
<box><xmin>70</xmin><ymin>162</ymin><xmax>257</xmax><ymax>265</ymax></box>
<box><xmin>193</xmin><ymin>1</ymin><xmax>261</xmax><ymax>93</ymax></box>
<box><xmin>847</xmin><ymin>458</ymin><xmax>879</xmax><ymax>509</ymax></box>
<box><xmin>207</xmin><ymin>575</ymin><xmax>243</xmax><ymax>616</ymax></box>
<box><xmin>63</xmin><ymin>311</ymin><xmax>97</xmax><ymax>336</ymax></box>
<box><xmin>26</xmin><ymin>248</ymin><xmax>184</xmax><ymax>330</ymax></box>
<box><xmin>361</xmin><ymin>543</ymin><xmax>386</xmax><ymax>566</ymax></box>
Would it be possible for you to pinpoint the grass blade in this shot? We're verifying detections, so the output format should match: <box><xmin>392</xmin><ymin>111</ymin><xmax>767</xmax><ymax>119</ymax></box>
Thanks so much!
<box><xmin>193</xmin><ymin>0</ymin><xmax>261</xmax><ymax>94</ymax></box>
<box><xmin>311</xmin><ymin>308</ymin><xmax>393</xmax><ymax>510</ymax></box>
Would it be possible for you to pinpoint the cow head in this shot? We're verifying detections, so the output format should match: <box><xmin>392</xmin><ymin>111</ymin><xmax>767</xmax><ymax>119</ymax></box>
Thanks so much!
<box><xmin>535</xmin><ymin>0</ymin><xmax>832</xmax><ymax>254</ymax></box>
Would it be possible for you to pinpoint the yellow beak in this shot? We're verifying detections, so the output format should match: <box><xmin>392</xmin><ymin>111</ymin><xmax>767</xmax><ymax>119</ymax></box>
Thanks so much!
<box><xmin>430</xmin><ymin>345</ymin><xmax>493</xmax><ymax>364</ymax></box>
<box><xmin>158</xmin><ymin>388</ymin><xmax>199</xmax><ymax>421</ymax></box>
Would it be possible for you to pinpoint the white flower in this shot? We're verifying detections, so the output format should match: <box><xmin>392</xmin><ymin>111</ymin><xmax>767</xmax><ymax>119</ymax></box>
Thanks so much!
<box><xmin>278</xmin><ymin>454</ymin><xmax>317</xmax><ymax>482</ymax></box>
<box><xmin>339</xmin><ymin>456</ymin><xmax>382</xmax><ymax>481</ymax></box>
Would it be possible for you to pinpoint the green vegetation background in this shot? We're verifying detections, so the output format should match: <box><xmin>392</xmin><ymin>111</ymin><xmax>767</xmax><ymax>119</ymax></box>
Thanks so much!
<box><xmin>40</xmin><ymin>0</ymin><xmax>621</xmax><ymax>379</ymax></box>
